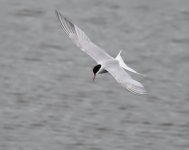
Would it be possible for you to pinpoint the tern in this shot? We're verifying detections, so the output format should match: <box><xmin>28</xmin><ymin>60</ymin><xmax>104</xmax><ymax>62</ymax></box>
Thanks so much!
<box><xmin>55</xmin><ymin>10</ymin><xmax>146</xmax><ymax>94</ymax></box>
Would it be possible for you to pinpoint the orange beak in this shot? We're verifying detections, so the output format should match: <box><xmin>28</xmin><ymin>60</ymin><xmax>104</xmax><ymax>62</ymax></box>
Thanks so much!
<box><xmin>93</xmin><ymin>74</ymin><xmax>96</xmax><ymax>81</ymax></box>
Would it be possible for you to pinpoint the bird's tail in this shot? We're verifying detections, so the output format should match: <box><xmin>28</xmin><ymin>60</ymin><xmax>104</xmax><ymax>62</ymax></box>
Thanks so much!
<box><xmin>115</xmin><ymin>50</ymin><xmax>145</xmax><ymax>77</ymax></box>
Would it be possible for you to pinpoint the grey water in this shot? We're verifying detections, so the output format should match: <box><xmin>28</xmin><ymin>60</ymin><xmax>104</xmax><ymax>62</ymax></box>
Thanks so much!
<box><xmin>0</xmin><ymin>0</ymin><xmax>189</xmax><ymax>150</ymax></box>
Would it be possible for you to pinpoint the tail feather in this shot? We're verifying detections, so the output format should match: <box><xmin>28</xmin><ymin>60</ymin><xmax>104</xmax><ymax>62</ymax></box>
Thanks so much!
<box><xmin>115</xmin><ymin>50</ymin><xmax>145</xmax><ymax>77</ymax></box>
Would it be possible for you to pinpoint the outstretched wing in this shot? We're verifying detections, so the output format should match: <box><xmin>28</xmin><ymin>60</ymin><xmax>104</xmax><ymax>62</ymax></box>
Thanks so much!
<box><xmin>103</xmin><ymin>60</ymin><xmax>147</xmax><ymax>94</ymax></box>
<box><xmin>55</xmin><ymin>10</ymin><xmax>113</xmax><ymax>63</ymax></box>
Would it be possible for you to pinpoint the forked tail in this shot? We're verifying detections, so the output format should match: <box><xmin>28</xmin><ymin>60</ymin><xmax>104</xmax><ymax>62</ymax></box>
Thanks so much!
<box><xmin>115</xmin><ymin>50</ymin><xmax>145</xmax><ymax>77</ymax></box>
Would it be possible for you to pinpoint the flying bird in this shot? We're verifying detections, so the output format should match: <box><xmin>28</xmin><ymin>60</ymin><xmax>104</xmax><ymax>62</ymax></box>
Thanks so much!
<box><xmin>55</xmin><ymin>10</ymin><xmax>146</xmax><ymax>94</ymax></box>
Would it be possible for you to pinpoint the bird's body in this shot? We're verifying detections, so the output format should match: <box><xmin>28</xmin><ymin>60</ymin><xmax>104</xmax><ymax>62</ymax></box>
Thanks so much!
<box><xmin>55</xmin><ymin>10</ymin><xmax>146</xmax><ymax>94</ymax></box>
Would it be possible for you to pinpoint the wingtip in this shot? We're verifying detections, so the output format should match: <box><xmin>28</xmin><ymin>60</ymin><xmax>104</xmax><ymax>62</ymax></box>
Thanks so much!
<box><xmin>127</xmin><ymin>86</ymin><xmax>147</xmax><ymax>95</ymax></box>
<box><xmin>55</xmin><ymin>10</ymin><xmax>66</xmax><ymax>20</ymax></box>
<box><xmin>55</xmin><ymin>10</ymin><xmax>61</xmax><ymax>20</ymax></box>
<box><xmin>124</xmin><ymin>81</ymin><xmax>147</xmax><ymax>95</ymax></box>
<box><xmin>55</xmin><ymin>9</ymin><xmax>59</xmax><ymax>16</ymax></box>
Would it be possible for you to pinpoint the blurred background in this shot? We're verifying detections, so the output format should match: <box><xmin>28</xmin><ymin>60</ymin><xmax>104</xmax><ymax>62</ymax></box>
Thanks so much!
<box><xmin>0</xmin><ymin>0</ymin><xmax>189</xmax><ymax>149</ymax></box>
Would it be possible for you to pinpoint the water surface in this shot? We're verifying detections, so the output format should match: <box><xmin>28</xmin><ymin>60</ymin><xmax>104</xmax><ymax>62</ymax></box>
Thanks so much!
<box><xmin>0</xmin><ymin>0</ymin><xmax>189</xmax><ymax>150</ymax></box>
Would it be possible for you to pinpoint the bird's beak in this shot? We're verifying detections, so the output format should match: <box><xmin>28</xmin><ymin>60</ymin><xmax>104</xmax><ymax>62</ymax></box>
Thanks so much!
<box><xmin>93</xmin><ymin>74</ymin><xmax>96</xmax><ymax>81</ymax></box>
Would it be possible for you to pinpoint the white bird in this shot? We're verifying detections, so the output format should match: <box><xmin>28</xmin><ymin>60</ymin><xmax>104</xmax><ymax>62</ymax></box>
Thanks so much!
<box><xmin>55</xmin><ymin>10</ymin><xmax>146</xmax><ymax>94</ymax></box>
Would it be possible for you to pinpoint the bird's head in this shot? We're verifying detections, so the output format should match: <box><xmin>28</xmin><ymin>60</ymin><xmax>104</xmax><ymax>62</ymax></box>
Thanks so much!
<box><xmin>92</xmin><ymin>64</ymin><xmax>101</xmax><ymax>81</ymax></box>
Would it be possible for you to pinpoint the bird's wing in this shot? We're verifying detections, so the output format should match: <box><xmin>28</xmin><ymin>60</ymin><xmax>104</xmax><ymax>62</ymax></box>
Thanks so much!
<box><xmin>103</xmin><ymin>60</ymin><xmax>147</xmax><ymax>94</ymax></box>
<box><xmin>55</xmin><ymin>10</ymin><xmax>113</xmax><ymax>64</ymax></box>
